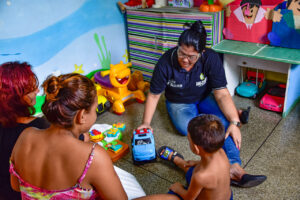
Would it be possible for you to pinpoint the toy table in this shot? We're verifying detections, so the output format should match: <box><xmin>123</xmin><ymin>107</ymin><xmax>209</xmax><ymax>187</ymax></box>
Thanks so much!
<box><xmin>89</xmin><ymin>124</ymin><xmax>129</xmax><ymax>162</ymax></box>
<box><xmin>212</xmin><ymin>40</ymin><xmax>300</xmax><ymax>117</ymax></box>
<box><xmin>107</xmin><ymin>140</ymin><xmax>129</xmax><ymax>162</ymax></box>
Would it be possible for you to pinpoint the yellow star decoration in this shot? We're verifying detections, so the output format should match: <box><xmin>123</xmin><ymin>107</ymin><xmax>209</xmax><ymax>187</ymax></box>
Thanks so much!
<box><xmin>123</xmin><ymin>49</ymin><xmax>129</xmax><ymax>63</ymax></box>
<box><xmin>73</xmin><ymin>64</ymin><xmax>84</xmax><ymax>74</ymax></box>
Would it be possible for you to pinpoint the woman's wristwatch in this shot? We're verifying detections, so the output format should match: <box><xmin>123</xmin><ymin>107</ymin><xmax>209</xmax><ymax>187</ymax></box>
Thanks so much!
<box><xmin>230</xmin><ymin>121</ymin><xmax>241</xmax><ymax>128</ymax></box>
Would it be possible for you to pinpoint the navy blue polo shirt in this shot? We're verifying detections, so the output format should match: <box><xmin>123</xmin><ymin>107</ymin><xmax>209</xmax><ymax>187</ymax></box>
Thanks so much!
<box><xmin>150</xmin><ymin>47</ymin><xmax>227</xmax><ymax>103</ymax></box>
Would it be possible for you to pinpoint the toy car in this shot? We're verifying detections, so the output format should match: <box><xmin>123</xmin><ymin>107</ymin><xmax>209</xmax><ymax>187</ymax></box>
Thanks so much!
<box><xmin>236</xmin><ymin>70</ymin><xmax>266</xmax><ymax>99</ymax></box>
<box><xmin>132</xmin><ymin>128</ymin><xmax>156</xmax><ymax>164</ymax></box>
<box><xmin>96</xmin><ymin>95</ymin><xmax>110</xmax><ymax>115</ymax></box>
<box><xmin>259</xmin><ymin>84</ymin><xmax>286</xmax><ymax>113</ymax></box>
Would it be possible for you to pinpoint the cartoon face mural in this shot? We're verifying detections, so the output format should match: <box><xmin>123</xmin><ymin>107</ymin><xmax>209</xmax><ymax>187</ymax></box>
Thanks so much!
<box><xmin>288</xmin><ymin>0</ymin><xmax>300</xmax><ymax>15</ymax></box>
<box><xmin>240</xmin><ymin>0</ymin><xmax>262</xmax><ymax>24</ymax></box>
<box><xmin>241</xmin><ymin>4</ymin><xmax>259</xmax><ymax>24</ymax></box>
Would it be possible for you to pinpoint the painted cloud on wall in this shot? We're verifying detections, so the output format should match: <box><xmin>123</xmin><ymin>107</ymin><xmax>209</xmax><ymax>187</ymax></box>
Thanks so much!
<box><xmin>0</xmin><ymin>0</ymin><xmax>128</xmax><ymax>84</ymax></box>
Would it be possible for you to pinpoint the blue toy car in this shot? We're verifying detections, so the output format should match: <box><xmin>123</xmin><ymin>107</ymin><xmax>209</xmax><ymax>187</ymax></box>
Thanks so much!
<box><xmin>132</xmin><ymin>128</ymin><xmax>156</xmax><ymax>164</ymax></box>
<box><xmin>236</xmin><ymin>70</ymin><xmax>266</xmax><ymax>99</ymax></box>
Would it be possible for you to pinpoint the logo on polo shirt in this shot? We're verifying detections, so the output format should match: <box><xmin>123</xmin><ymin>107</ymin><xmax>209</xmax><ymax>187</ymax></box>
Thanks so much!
<box><xmin>196</xmin><ymin>75</ymin><xmax>207</xmax><ymax>87</ymax></box>
<box><xmin>167</xmin><ymin>79</ymin><xmax>183</xmax><ymax>88</ymax></box>
<box><xmin>200</xmin><ymin>73</ymin><xmax>205</xmax><ymax>80</ymax></box>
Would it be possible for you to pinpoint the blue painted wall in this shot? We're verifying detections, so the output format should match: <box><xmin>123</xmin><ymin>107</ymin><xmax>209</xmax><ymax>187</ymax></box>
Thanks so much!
<box><xmin>0</xmin><ymin>0</ymin><xmax>128</xmax><ymax>84</ymax></box>
<box><xmin>284</xmin><ymin>64</ymin><xmax>300</xmax><ymax>117</ymax></box>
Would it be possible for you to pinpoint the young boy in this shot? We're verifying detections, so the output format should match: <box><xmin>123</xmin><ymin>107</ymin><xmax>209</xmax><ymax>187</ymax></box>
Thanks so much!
<box><xmin>159</xmin><ymin>114</ymin><xmax>232</xmax><ymax>200</ymax></box>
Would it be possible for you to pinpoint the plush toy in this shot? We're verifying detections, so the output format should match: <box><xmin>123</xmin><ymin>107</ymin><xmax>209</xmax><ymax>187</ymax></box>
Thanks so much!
<box><xmin>118</xmin><ymin>0</ymin><xmax>155</xmax><ymax>12</ymax></box>
<box><xmin>127</xmin><ymin>71</ymin><xmax>150</xmax><ymax>92</ymax></box>
<box><xmin>267</xmin><ymin>0</ymin><xmax>300</xmax><ymax>49</ymax></box>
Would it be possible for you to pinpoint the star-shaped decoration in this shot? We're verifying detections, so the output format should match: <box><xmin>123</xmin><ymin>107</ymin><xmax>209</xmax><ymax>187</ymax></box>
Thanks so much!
<box><xmin>74</xmin><ymin>64</ymin><xmax>84</xmax><ymax>74</ymax></box>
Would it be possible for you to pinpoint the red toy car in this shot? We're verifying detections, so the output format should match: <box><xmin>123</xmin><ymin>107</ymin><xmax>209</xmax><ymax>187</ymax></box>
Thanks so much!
<box><xmin>259</xmin><ymin>84</ymin><xmax>286</xmax><ymax>113</ymax></box>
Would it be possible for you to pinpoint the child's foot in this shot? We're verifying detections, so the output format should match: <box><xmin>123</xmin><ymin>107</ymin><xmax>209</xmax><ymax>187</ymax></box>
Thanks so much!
<box><xmin>158</xmin><ymin>146</ymin><xmax>184</xmax><ymax>165</ymax></box>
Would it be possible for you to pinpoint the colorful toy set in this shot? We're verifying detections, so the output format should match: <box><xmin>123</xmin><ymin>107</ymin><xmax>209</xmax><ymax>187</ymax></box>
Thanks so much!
<box><xmin>112</xmin><ymin>122</ymin><xmax>126</xmax><ymax>132</ymax></box>
<box><xmin>131</xmin><ymin>128</ymin><xmax>156</xmax><ymax>165</ymax></box>
<box><xmin>94</xmin><ymin>61</ymin><xmax>146</xmax><ymax>115</ymax></box>
<box><xmin>235</xmin><ymin>70</ymin><xmax>266</xmax><ymax>99</ymax></box>
<box><xmin>89</xmin><ymin>123</ymin><xmax>129</xmax><ymax>162</ymax></box>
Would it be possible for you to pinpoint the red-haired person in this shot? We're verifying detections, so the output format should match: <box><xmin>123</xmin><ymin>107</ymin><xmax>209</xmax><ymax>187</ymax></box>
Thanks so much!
<box><xmin>0</xmin><ymin>62</ymin><xmax>50</xmax><ymax>200</ymax></box>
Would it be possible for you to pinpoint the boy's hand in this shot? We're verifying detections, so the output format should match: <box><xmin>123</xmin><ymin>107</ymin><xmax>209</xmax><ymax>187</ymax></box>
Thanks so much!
<box><xmin>184</xmin><ymin>160</ymin><xmax>200</xmax><ymax>168</ymax></box>
<box><xmin>137</xmin><ymin>123</ymin><xmax>153</xmax><ymax>132</ymax></box>
<box><xmin>169</xmin><ymin>182</ymin><xmax>184</xmax><ymax>193</ymax></box>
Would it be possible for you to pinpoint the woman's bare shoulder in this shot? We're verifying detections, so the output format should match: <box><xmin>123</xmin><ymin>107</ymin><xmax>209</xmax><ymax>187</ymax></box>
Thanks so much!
<box><xmin>14</xmin><ymin>126</ymin><xmax>42</xmax><ymax>145</ymax></box>
<box><xmin>84</xmin><ymin>144</ymin><xmax>114</xmax><ymax>174</ymax></box>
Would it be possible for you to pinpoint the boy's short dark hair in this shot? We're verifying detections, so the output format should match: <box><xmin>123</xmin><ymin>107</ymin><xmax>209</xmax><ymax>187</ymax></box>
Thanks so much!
<box><xmin>188</xmin><ymin>114</ymin><xmax>225</xmax><ymax>153</ymax></box>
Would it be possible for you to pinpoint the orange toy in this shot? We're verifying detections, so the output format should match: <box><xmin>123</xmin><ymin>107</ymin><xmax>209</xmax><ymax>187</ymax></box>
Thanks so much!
<box><xmin>199</xmin><ymin>0</ymin><xmax>223</xmax><ymax>12</ymax></box>
<box><xmin>94</xmin><ymin>61</ymin><xmax>146</xmax><ymax>115</ymax></box>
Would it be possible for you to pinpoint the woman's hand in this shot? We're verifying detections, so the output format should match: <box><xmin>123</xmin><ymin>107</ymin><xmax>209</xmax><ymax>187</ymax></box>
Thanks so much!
<box><xmin>213</xmin><ymin>88</ymin><xmax>242</xmax><ymax>150</ymax></box>
<box><xmin>226</xmin><ymin>124</ymin><xmax>242</xmax><ymax>150</ymax></box>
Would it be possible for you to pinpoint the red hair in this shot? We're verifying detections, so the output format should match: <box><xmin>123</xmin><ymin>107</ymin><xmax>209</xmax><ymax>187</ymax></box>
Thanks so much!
<box><xmin>0</xmin><ymin>62</ymin><xmax>38</xmax><ymax>127</ymax></box>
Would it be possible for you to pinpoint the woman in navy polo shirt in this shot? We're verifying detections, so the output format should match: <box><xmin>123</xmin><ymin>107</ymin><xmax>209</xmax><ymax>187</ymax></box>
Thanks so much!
<box><xmin>138</xmin><ymin>20</ymin><xmax>266</xmax><ymax>188</ymax></box>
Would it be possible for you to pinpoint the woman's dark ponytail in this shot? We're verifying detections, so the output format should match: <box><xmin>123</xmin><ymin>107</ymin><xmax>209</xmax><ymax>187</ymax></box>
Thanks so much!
<box><xmin>190</xmin><ymin>20</ymin><xmax>206</xmax><ymax>37</ymax></box>
<box><xmin>178</xmin><ymin>20</ymin><xmax>207</xmax><ymax>53</ymax></box>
